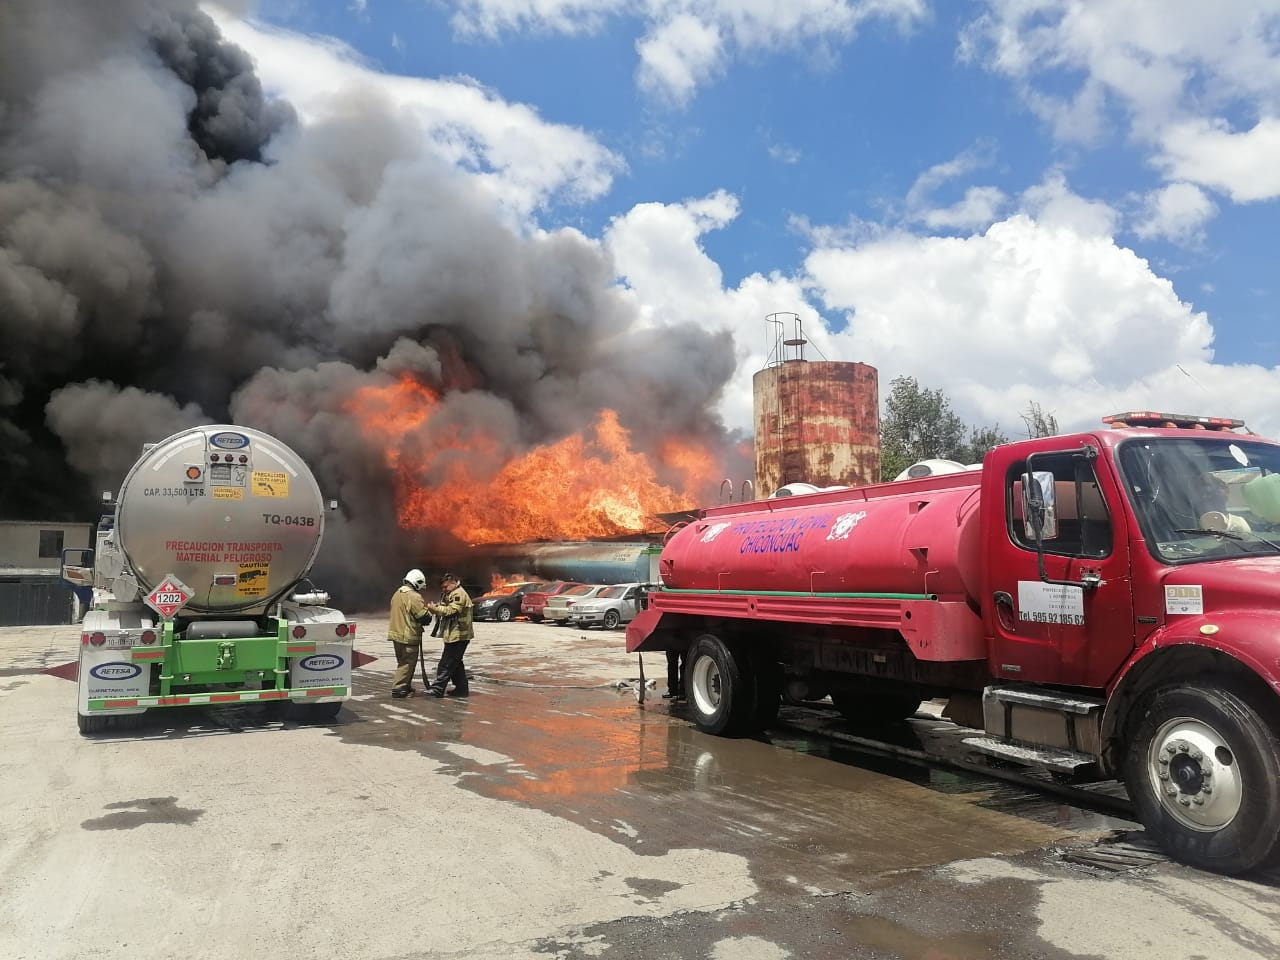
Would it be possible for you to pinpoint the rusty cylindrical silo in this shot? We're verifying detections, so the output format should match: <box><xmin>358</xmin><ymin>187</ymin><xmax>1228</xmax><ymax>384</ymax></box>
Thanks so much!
<box><xmin>753</xmin><ymin>351</ymin><xmax>880</xmax><ymax>497</ymax></box>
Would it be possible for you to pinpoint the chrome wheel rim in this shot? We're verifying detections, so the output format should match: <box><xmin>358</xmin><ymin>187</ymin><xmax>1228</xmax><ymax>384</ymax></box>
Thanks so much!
<box><xmin>690</xmin><ymin>654</ymin><xmax>722</xmax><ymax>717</ymax></box>
<box><xmin>1147</xmin><ymin>716</ymin><xmax>1243</xmax><ymax>831</ymax></box>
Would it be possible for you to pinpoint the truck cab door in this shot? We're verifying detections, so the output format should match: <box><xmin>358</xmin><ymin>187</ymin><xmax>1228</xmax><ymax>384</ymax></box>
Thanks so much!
<box><xmin>986</xmin><ymin>447</ymin><xmax>1135</xmax><ymax>687</ymax></box>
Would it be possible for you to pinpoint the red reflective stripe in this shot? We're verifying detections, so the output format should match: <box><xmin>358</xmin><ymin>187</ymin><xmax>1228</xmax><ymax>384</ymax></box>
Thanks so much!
<box><xmin>104</xmin><ymin>699</ymin><xmax>138</xmax><ymax>708</ymax></box>
<box><xmin>158</xmin><ymin>697</ymin><xmax>190</xmax><ymax>706</ymax></box>
<box><xmin>132</xmin><ymin>651</ymin><xmax>165</xmax><ymax>660</ymax></box>
<box><xmin>210</xmin><ymin>694</ymin><xmax>241</xmax><ymax>703</ymax></box>
<box><xmin>259</xmin><ymin>691</ymin><xmax>287</xmax><ymax>700</ymax></box>
<box><xmin>287</xmin><ymin>645</ymin><xmax>315</xmax><ymax>653</ymax></box>
<box><xmin>305</xmin><ymin>688</ymin><xmax>336</xmax><ymax>697</ymax></box>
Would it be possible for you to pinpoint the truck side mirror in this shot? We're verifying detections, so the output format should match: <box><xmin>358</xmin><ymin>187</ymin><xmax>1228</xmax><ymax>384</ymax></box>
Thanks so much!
<box><xmin>1021</xmin><ymin>470</ymin><xmax>1058</xmax><ymax>541</ymax></box>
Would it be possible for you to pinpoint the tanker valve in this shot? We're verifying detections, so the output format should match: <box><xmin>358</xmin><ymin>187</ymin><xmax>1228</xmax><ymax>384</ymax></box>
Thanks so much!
<box><xmin>216</xmin><ymin>642</ymin><xmax>237</xmax><ymax>671</ymax></box>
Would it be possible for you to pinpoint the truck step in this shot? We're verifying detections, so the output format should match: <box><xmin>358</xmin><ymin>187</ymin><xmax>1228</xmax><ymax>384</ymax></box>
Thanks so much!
<box><xmin>985</xmin><ymin>686</ymin><xmax>1105</xmax><ymax>714</ymax></box>
<box><xmin>961</xmin><ymin>735</ymin><xmax>1099</xmax><ymax>777</ymax></box>
<box><xmin>982</xmin><ymin>685</ymin><xmax>1105</xmax><ymax>755</ymax></box>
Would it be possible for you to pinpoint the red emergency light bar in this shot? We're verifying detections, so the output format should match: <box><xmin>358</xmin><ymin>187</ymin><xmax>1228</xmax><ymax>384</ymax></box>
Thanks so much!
<box><xmin>1102</xmin><ymin>411</ymin><xmax>1246</xmax><ymax>431</ymax></box>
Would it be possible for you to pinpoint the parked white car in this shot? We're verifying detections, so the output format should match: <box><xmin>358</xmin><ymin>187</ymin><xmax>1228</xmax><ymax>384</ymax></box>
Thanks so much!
<box><xmin>544</xmin><ymin>584</ymin><xmax>608</xmax><ymax>624</ymax></box>
<box><xmin>567</xmin><ymin>582</ymin><xmax>643</xmax><ymax>630</ymax></box>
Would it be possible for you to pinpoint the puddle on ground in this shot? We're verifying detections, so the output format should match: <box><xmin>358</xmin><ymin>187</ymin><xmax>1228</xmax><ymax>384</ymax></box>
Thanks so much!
<box><xmin>327</xmin><ymin>673</ymin><xmax>1110</xmax><ymax>894</ymax></box>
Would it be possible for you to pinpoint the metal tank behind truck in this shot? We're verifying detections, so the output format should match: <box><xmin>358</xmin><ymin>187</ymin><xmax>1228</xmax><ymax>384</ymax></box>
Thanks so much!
<box><xmin>69</xmin><ymin>425</ymin><xmax>355</xmax><ymax>733</ymax></box>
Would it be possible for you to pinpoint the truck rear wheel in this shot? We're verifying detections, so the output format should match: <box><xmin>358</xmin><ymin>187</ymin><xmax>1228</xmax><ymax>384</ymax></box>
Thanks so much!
<box><xmin>686</xmin><ymin>634</ymin><xmax>753</xmax><ymax>737</ymax></box>
<box><xmin>1125</xmin><ymin>678</ymin><xmax>1280</xmax><ymax>874</ymax></box>
<box><xmin>830</xmin><ymin>690</ymin><xmax>922</xmax><ymax>725</ymax></box>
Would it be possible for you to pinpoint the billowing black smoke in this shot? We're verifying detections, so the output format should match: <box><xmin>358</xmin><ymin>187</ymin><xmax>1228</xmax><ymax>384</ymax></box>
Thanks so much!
<box><xmin>0</xmin><ymin>0</ymin><xmax>744</xmax><ymax>610</ymax></box>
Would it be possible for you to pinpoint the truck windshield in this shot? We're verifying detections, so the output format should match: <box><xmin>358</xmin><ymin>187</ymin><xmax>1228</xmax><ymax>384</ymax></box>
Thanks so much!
<box><xmin>1115</xmin><ymin>436</ymin><xmax>1280</xmax><ymax>563</ymax></box>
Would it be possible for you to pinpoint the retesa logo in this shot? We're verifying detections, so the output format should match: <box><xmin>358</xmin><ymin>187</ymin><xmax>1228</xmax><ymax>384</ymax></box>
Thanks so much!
<box><xmin>89</xmin><ymin>662</ymin><xmax>143</xmax><ymax>681</ymax></box>
<box><xmin>299</xmin><ymin>654</ymin><xmax>344</xmax><ymax>672</ymax></box>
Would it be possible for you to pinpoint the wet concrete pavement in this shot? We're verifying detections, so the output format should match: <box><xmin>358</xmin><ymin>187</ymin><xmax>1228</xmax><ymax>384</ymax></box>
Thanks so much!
<box><xmin>2</xmin><ymin>617</ymin><xmax>1278</xmax><ymax>959</ymax></box>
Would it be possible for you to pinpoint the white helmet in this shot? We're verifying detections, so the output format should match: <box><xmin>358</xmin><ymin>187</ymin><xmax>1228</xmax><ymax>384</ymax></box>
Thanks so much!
<box><xmin>404</xmin><ymin>568</ymin><xmax>427</xmax><ymax>590</ymax></box>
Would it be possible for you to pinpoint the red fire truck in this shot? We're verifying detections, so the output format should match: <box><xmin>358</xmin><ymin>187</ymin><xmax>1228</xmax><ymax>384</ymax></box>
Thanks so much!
<box><xmin>627</xmin><ymin>412</ymin><xmax>1280</xmax><ymax>874</ymax></box>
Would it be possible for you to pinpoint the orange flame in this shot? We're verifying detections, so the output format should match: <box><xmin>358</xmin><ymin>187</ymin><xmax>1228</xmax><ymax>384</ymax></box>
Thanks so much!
<box><xmin>346</xmin><ymin>376</ymin><xmax>716</xmax><ymax>544</ymax></box>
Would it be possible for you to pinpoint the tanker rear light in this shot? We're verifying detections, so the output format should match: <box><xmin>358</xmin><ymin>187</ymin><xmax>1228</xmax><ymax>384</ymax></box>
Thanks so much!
<box><xmin>292</xmin><ymin>625</ymin><xmax>307</xmax><ymax>639</ymax></box>
<box><xmin>141</xmin><ymin>629</ymin><xmax>157</xmax><ymax>645</ymax></box>
<box><xmin>86</xmin><ymin>631</ymin><xmax>106</xmax><ymax>646</ymax></box>
<box><xmin>213</xmin><ymin>574</ymin><xmax>237</xmax><ymax>587</ymax></box>
<box><xmin>335</xmin><ymin>622</ymin><xmax>355</xmax><ymax>638</ymax></box>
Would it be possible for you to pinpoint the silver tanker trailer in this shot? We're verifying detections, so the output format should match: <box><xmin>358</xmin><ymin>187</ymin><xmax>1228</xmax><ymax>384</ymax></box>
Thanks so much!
<box><xmin>64</xmin><ymin>425</ymin><xmax>355</xmax><ymax>733</ymax></box>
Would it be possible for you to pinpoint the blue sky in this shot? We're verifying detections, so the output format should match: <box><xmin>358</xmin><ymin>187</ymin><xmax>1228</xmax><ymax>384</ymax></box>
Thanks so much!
<box><xmin>221</xmin><ymin>0</ymin><xmax>1280</xmax><ymax>438</ymax></box>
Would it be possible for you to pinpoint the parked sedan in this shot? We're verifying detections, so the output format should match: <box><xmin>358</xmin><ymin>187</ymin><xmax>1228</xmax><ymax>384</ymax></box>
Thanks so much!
<box><xmin>567</xmin><ymin>582</ymin><xmax>643</xmax><ymax>630</ymax></box>
<box><xmin>520</xmin><ymin>581</ymin><xmax>584</xmax><ymax>622</ymax></box>
<box><xmin>543</xmin><ymin>584</ymin><xmax>608</xmax><ymax>625</ymax></box>
<box><xmin>472</xmin><ymin>582</ymin><xmax>541</xmax><ymax>622</ymax></box>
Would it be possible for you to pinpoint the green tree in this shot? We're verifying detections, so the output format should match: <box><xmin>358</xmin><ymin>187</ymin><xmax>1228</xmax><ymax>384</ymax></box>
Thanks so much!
<box><xmin>880</xmin><ymin>376</ymin><xmax>1010</xmax><ymax>479</ymax></box>
<box><xmin>1021</xmin><ymin>401</ymin><xmax>1059</xmax><ymax>438</ymax></box>
<box><xmin>957</xmin><ymin>424</ymin><xmax>1011</xmax><ymax>466</ymax></box>
<box><xmin>880</xmin><ymin>376</ymin><xmax>965</xmax><ymax>480</ymax></box>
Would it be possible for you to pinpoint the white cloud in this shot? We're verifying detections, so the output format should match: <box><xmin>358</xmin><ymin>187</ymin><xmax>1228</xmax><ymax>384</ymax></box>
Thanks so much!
<box><xmin>961</xmin><ymin>1</ymin><xmax>1280</xmax><ymax>200</ymax></box>
<box><xmin>209</xmin><ymin>10</ymin><xmax>624</xmax><ymax>218</ymax></box>
<box><xmin>1019</xmin><ymin>171</ymin><xmax>1117</xmax><ymax>236</ymax></box>
<box><xmin>637</xmin><ymin>14</ymin><xmax>725</xmax><ymax>105</ymax></box>
<box><xmin>444</xmin><ymin>1</ymin><xmax>929</xmax><ymax>105</ymax></box>
<box><xmin>802</xmin><ymin>211</ymin><xmax>1229</xmax><ymax>432</ymax></box>
<box><xmin>604</xmin><ymin>192</ymin><xmax>826</xmax><ymax>432</ymax></box>
<box><xmin>918</xmin><ymin>186</ymin><xmax>1006</xmax><ymax>231</ymax></box>
<box><xmin>1134</xmin><ymin>182</ymin><xmax>1217</xmax><ymax>243</ymax></box>
<box><xmin>1157</xmin><ymin>117</ymin><xmax>1280</xmax><ymax>203</ymax></box>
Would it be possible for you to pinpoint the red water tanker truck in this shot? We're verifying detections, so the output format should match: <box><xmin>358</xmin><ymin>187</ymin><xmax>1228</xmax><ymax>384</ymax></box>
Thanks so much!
<box><xmin>627</xmin><ymin>412</ymin><xmax>1280</xmax><ymax>874</ymax></box>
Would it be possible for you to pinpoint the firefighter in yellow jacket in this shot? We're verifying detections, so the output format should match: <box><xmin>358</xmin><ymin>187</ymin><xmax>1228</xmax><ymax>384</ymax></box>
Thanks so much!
<box><xmin>388</xmin><ymin>568</ymin><xmax>431</xmax><ymax>698</ymax></box>
<box><xmin>425</xmin><ymin>572</ymin><xmax>474</xmax><ymax>697</ymax></box>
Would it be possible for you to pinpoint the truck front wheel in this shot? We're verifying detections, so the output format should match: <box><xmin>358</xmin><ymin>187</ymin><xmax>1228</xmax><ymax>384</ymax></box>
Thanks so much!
<box><xmin>1125</xmin><ymin>679</ymin><xmax>1280</xmax><ymax>874</ymax></box>
<box><xmin>686</xmin><ymin>634</ymin><xmax>753</xmax><ymax>737</ymax></box>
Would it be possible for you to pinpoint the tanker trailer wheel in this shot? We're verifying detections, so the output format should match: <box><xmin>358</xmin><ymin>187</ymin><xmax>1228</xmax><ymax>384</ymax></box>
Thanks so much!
<box><xmin>686</xmin><ymin>634</ymin><xmax>753</xmax><ymax>737</ymax></box>
<box><xmin>603</xmin><ymin>610</ymin><xmax>621</xmax><ymax>630</ymax></box>
<box><xmin>77</xmin><ymin>711</ymin><xmax>110</xmax><ymax>735</ymax></box>
<box><xmin>830</xmin><ymin>690</ymin><xmax>923</xmax><ymax>725</ymax></box>
<box><xmin>1124</xmin><ymin>678</ymin><xmax>1280</xmax><ymax>874</ymax></box>
<box><xmin>295</xmin><ymin>701</ymin><xmax>343</xmax><ymax>724</ymax></box>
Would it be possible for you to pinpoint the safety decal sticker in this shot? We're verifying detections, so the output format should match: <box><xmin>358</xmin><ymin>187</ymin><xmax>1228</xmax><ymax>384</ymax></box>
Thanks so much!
<box><xmin>1165</xmin><ymin>585</ymin><xmax>1203</xmax><ymax>616</ymax></box>
<box><xmin>826</xmin><ymin>511</ymin><xmax>868</xmax><ymax>541</ymax></box>
<box><xmin>236</xmin><ymin>563</ymin><xmax>269</xmax><ymax>597</ymax></box>
<box><xmin>251</xmin><ymin>470</ymin><xmax>289</xmax><ymax>498</ymax></box>
<box><xmin>1017</xmin><ymin>580</ymin><xmax>1085</xmax><ymax>626</ymax></box>
<box><xmin>210</xmin><ymin>463</ymin><xmax>248</xmax><ymax>487</ymax></box>
<box><xmin>213</xmin><ymin>487</ymin><xmax>244</xmax><ymax>501</ymax></box>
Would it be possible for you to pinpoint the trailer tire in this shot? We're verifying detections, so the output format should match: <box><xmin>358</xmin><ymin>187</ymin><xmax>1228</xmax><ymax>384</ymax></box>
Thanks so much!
<box><xmin>295</xmin><ymin>701</ymin><xmax>343</xmax><ymax>724</ymax></box>
<box><xmin>830</xmin><ymin>690</ymin><xmax>922</xmax><ymax>725</ymax></box>
<box><xmin>1124</xmin><ymin>678</ymin><xmax>1280</xmax><ymax>874</ymax></box>
<box><xmin>77</xmin><ymin>712</ymin><xmax>110</xmax><ymax>735</ymax></box>
<box><xmin>686</xmin><ymin>634</ymin><xmax>753</xmax><ymax>737</ymax></box>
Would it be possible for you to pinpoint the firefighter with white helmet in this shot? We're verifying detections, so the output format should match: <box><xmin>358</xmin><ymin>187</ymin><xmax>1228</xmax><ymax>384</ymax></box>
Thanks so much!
<box><xmin>388</xmin><ymin>568</ymin><xmax>432</xmax><ymax>698</ymax></box>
